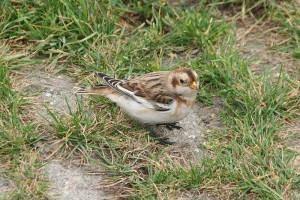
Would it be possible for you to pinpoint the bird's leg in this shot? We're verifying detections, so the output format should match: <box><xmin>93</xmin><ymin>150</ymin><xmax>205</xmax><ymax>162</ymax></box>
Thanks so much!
<box><xmin>144</xmin><ymin>125</ymin><xmax>174</xmax><ymax>145</ymax></box>
<box><xmin>157</xmin><ymin>122</ymin><xmax>183</xmax><ymax>130</ymax></box>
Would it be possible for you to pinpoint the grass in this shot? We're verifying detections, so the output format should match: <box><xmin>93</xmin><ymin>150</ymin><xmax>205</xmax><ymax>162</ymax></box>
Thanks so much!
<box><xmin>271</xmin><ymin>1</ymin><xmax>300</xmax><ymax>60</ymax></box>
<box><xmin>0</xmin><ymin>0</ymin><xmax>299</xmax><ymax>199</ymax></box>
<box><xmin>0</xmin><ymin>46</ymin><xmax>47</xmax><ymax>199</ymax></box>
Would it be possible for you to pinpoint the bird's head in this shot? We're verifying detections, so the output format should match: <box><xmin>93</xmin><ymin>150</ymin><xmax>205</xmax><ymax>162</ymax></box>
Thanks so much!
<box><xmin>167</xmin><ymin>68</ymin><xmax>199</xmax><ymax>98</ymax></box>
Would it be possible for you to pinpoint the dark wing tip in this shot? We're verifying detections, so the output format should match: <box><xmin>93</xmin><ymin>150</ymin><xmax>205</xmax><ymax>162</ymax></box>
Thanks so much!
<box><xmin>155</xmin><ymin>107</ymin><xmax>170</xmax><ymax>111</ymax></box>
<box><xmin>95</xmin><ymin>72</ymin><xmax>108</xmax><ymax>78</ymax></box>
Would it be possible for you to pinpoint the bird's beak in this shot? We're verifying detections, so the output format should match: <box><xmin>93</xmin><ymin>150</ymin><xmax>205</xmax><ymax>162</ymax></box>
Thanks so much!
<box><xmin>190</xmin><ymin>81</ymin><xmax>198</xmax><ymax>90</ymax></box>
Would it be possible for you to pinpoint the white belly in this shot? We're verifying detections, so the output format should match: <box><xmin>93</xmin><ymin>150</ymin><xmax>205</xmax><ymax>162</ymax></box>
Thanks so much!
<box><xmin>107</xmin><ymin>95</ymin><xmax>193</xmax><ymax>124</ymax></box>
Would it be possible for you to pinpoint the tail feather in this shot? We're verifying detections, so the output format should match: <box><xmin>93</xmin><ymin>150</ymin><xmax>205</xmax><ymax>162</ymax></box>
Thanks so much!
<box><xmin>75</xmin><ymin>84</ymin><xmax>109</xmax><ymax>95</ymax></box>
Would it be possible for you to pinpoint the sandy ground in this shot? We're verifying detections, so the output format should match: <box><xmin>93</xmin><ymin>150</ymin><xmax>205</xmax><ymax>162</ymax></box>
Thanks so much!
<box><xmin>46</xmin><ymin>161</ymin><xmax>114</xmax><ymax>200</ymax></box>
<box><xmin>13</xmin><ymin>65</ymin><xmax>78</xmax><ymax>120</ymax></box>
<box><xmin>154</xmin><ymin>101</ymin><xmax>222</xmax><ymax>161</ymax></box>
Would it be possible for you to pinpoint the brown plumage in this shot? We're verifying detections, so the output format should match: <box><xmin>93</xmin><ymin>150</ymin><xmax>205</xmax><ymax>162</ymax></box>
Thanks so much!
<box><xmin>76</xmin><ymin>68</ymin><xmax>199</xmax><ymax>124</ymax></box>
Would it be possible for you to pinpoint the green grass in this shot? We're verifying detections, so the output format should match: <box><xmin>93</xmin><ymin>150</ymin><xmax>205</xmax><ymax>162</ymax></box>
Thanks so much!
<box><xmin>271</xmin><ymin>1</ymin><xmax>300</xmax><ymax>60</ymax></box>
<box><xmin>0</xmin><ymin>46</ymin><xmax>47</xmax><ymax>199</ymax></box>
<box><xmin>0</xmin><ymin>0</ymin><xmax>299</xmax><ymax>199</ymax></box>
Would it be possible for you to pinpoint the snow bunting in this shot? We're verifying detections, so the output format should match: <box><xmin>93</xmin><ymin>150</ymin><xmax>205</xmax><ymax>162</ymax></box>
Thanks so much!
<box><xmin>76</xmin><ymin>68</ymin><xmax>199</xmax><ymax>126</ymax></box>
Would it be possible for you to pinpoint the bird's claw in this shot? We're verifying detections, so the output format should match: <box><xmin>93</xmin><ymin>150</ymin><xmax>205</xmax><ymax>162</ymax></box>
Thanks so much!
<box><xmin>157</xmin><ymin>122</ymin><xmax>183</xmax><ymax>130</ymax></box>
<box><xmin>145</xmin><ymin>125</ymin><xmax>174</xmax><ymax>145</ymax></box>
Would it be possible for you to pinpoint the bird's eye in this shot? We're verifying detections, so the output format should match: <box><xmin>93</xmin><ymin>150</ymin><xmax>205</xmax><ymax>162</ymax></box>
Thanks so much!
<box><xmin>179</xmin><ymin>79</ymin><xmax>184</xmax><ymax>84</ymax></box>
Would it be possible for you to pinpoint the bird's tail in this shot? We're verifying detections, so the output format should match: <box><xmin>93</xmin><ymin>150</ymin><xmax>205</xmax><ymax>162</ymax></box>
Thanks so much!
<box><xmin>75</xmin><ymin>84</ymin><xmax>110</xmax><ymax>95</ymax></box>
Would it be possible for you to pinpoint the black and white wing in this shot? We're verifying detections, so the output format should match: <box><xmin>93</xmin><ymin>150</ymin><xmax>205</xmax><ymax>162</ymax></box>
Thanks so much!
<box><xmin>96</xmin><ymin>72</ymin><xmax>174</xmax><ymax>111</ymax></box>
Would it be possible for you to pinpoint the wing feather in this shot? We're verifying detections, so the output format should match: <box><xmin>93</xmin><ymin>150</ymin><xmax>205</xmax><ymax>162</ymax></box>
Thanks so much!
<box><xmin>96</xmin><ymin>72</ymin><xmax>174</xmax><ymax>111</ymax></box>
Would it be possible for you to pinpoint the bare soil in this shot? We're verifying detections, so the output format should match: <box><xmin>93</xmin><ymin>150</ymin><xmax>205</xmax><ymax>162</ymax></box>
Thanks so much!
<box><xmin>154</xmin><ymin>100</ymin><xmax>222</xmax><ymax>162</ymax></box>
<box><xmin>237</xmin><ymin>17</ymin><xmax>299</xmax><ymax>76</ymax></box>
<box><xmin>0</xmin><ymin>174</ymin><xmax>15</xmax><ymax>199</ymax></box>
<box><xmin>12</xmin><ymin>65</ymin><xmax>78</xmax><ymax>122</ymax></box>
<box><xmin>46</xmin><ymin>161</ymin><xmax>114</xmax><ymax>200</ymax></box>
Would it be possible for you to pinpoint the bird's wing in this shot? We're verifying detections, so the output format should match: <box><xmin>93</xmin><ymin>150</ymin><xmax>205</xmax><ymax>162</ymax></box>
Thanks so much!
<box><xmin>96</xmin><ymin>72</ymin><xmax>174</xmax><ymax>111</ymax></box>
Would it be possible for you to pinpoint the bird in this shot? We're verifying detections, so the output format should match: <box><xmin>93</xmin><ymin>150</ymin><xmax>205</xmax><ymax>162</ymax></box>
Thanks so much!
<box><xmin>76</xmin><ymin>68</ymin><xmax>199</xmax><ymax>143</ymax></box>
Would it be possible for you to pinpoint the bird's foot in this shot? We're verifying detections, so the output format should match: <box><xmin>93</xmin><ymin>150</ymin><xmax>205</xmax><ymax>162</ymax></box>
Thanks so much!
<box><xmin>157</xmin><ymin>122</ymin><xmax>183</xmax><ymax>131</ymax></box>
<box><xmin>145</xmin><ymin>125</ymin><xmax>174</xmax><ymax>145</ymax></box>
